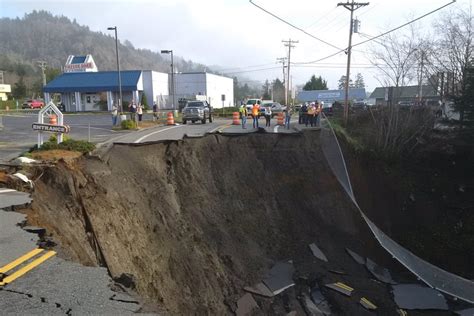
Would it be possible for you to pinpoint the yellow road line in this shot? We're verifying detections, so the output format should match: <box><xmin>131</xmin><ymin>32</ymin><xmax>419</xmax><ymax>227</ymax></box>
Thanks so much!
<box><xmin>0</xmin><ymin>248</ymin><xmax>44</xmax><ymax>274</ymax></box>
<box><xmin>335</xmin><ymin>282</ymin><xmax>354</xmax><ymax>292</ymax></box>
<box><xmin>360</xmin><ymin>297</ymin><xmax>377</xmax><ymax>309</ymax></box>
<box><xmin>0</xmin><ymin>251</ymin><xmax>56</xmax><ymax>286</ymax></box>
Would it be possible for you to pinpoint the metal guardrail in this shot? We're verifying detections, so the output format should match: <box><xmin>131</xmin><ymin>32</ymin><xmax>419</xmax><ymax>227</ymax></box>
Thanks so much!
<box><xmin>319</xmin><ymin>113</ymin><xmax>474</xmax><ymax>304</ymax></box>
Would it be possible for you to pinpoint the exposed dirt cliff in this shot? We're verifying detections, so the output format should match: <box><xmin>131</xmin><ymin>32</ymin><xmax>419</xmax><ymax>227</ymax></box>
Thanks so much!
<box><xmin>24</xmin><ymin>133</ymin><xmax>419</xmax><ymax>315</ymax></box>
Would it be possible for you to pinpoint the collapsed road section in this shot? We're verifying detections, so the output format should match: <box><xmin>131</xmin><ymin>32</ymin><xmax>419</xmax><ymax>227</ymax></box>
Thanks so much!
<box><xmin>7</xmin><ymin>132</ymin><xmax>473</xmax><ymax>315</ymax></box>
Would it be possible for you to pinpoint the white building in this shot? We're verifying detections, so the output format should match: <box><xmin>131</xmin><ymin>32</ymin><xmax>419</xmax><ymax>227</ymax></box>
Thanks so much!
<box><xmin>174</xmin><ymin>72</ymin><xmax>234</xmax><ymax>108</ymax></box>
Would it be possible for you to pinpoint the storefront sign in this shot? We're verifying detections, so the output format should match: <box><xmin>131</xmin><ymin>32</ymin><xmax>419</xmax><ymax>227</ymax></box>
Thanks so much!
<box><xmin>64</xmin><ymin>62</ymin><xmax>94</xmax><ymax>72</ymax></box>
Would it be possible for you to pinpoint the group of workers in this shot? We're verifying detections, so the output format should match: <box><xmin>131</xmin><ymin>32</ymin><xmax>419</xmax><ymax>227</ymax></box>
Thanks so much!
<box><xmin>239</xmin><ymin>101</ymin><xmax>323</xmax><ymax>130</ymax></box>
<box><xmin>298</xmin><ymin>101</ymin><xmax>323</xmax><ymax>127</ymax></box>
<box><xmin>239</xmin><ymin>103</ymin><xmax>293</xmax><ymax>129</ymax></box>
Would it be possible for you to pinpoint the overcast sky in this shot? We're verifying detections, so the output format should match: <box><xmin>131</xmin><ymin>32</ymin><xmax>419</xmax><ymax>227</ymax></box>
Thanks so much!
<box><xmin>1</xmin><ymin>0</ymin><xmax>472</xmax><ymax>91</ymax></box>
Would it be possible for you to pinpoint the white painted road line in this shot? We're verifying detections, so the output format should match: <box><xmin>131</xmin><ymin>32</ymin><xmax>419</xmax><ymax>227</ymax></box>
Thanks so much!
<box><xmin>134</xmin><ymin>125</ymin><xmax>181</xmax><ymax>143</ymax></box>
<box><xmin>273</xmin><ymin>125</ymin><xmax>280</xmax><ymax>133</ymax></box>
<box><xmin>209</xmin><ymin>123</ymin><xmax>230</xmax><ymax>133</ymax></box>
<box><xmin>0</xmin><ymin>189</ymin><xmax>16</xmax><ymax>194</ymax></box>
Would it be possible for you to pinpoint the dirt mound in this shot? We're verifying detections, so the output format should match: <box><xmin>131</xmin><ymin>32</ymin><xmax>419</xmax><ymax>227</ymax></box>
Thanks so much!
<box><xmin>26</xmin><ymin>133</ymin><xmax>416</xmax><ymax>314</ymax></box>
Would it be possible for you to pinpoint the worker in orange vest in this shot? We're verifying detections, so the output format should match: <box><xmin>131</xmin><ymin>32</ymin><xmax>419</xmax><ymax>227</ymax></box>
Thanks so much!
<box><xmin>251</xmin><ymin>103</ymin><xmax>260</xmax><ymax>128</ymax></box>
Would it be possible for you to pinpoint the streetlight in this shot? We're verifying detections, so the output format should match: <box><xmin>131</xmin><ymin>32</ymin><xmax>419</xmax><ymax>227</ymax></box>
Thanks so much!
<box><xmin>107</xmin><ymin>26</ymin><xmax>123</xmax><ymax>113</ymax></box>
<box><xmin>161</xmin><ymin>50</ymin><xmax>175</xmax><ymax>110</ymax></box>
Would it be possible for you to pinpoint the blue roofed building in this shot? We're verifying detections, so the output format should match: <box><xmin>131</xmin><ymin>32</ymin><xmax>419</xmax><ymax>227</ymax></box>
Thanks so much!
<box><xmin>43</xmin><ymin>70</ymin><xmax>169</xmax><ymax>112</ymax></box>
<box><xmin>297</xmin><ymin>88</ymin><xmax>366</xmax><ymax>104</ymax></box>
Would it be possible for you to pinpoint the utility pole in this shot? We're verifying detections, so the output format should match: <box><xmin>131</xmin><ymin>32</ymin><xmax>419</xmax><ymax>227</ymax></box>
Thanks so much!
<box><xmin>277</xmin><ymin>57</ymin><xmax>287</xmax><ymax>104</ymax></box>
<box><xmin>338</xmin><ymin>0</ymin><xmax>369</xmax><ymax>124</ymax></box>
<box><xmin>37</xmin><ymin>61</ymin><xmax>47</xmax><ymax>86</ymax></box>
<box><xmin>418</xmin><ymin>51</ymin><xmax>424</xmax><ymax>105</ymax></box>
<box><xmin>282</xmin><ymin>39</ymin><xmax>298</xmax><ymax>107</ymax></box>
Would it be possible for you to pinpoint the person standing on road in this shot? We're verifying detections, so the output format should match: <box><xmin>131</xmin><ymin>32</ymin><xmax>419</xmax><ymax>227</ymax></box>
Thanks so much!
<box><xmin>137</xmin><ymin>103</ymin><xmax>143</xmax><ymax>122</ymax></box>
<box><xmin>239</xmin><ymin>104</ymin><xmax>247</xmax><ymax>129</ymax></box>
<box><xmin>301</xmin><ymin>102</ymin><xmax>308</xmax><ymax>125</ymax></box>
<box><xmin>284</xmin><ymin>107</ymin><xmax>292</xmax><ymax>130</ymax></box>
<box><xmin>129</xmin><ymin>101</ymin><xmax>137</xmax><ymax>122</ymax></box>
<box><xmin>264</xmin><ymin>104</ymin><xmax>272</xmax><ymax>127</ymax></box>
<box><xmin>315</xmin><ymin>101</ymin><xmax>322</xmax><ymax>127</ymax></box>
<box><xmin>251</xmin><ymin>103</ymin><xmax>260</xmax><ymax>128</ymax></box>
<box><xmin>111</xmin><ymin>103</ymin><xmax>118</xmax><ymax>126</ymax></box>
<box><xmin>307</xmin><ymin>102</ymin><xmax>315</xmax><ymax>127</ymax></box>
<box><xmin>152</xmin><ymin>102</ymin><xmax>158</xmax><ymax>122</ymax></box>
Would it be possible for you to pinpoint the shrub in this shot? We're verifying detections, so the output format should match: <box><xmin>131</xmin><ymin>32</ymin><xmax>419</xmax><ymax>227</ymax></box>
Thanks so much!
<box><xmin>37</xmin><ymin>138</ymin><xmax>95</xmax><ymax>153</ymax></box>
<box><xmin>121</xmin><ymin>119</ymin><xmax>137</xmax><ymax>130</ymax></box>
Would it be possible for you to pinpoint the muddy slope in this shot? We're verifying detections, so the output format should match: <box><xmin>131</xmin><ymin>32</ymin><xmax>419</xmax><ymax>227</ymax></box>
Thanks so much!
<box><xmin>29</xmin><ymin>133</ymin><xmax>398</xmax><ymax>314</ymax></box>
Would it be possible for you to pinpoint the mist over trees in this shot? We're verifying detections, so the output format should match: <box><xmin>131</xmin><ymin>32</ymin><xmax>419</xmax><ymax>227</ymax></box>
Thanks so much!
<box><xmin>0</xmin><ymin>11</ymin><xmax>215</xmax><ymax>98</ymax></box>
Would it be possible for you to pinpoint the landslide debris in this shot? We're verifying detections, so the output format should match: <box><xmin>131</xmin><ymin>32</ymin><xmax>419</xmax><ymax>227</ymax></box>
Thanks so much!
<box><xmin>25</xmin><ymin>133</ymin><xmax>432</xmax><ymax>315</ymax></box>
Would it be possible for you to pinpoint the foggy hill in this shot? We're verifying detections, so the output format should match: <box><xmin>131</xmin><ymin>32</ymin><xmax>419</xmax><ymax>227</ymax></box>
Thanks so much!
<box><xmin>0</xmin><ymin>10</ymin><xmax>209</xmax><ymax>76</ymax></box>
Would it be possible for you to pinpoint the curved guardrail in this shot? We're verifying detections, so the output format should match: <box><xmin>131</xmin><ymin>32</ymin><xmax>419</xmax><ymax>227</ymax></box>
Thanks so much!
<box><xmin>319</xmin><ymin>114</ymin><xmax>474</xmax><ymax>304</ymax></box>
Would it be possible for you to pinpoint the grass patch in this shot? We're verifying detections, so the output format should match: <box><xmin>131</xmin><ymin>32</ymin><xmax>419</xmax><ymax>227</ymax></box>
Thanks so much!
<box><xmin>34</xmin><ymin>135</ymin><xmax>95</xmax><ymax>154</ymax></box>
<box><xmin>121</xmin><ymin>119</ymin><xmax>137</xmax><ymax>130</ymax></box>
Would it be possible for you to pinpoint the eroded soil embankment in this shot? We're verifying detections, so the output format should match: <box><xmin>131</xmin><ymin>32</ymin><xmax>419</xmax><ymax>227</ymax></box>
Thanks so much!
<box><xmin>28</xmin><ymin>133</ymin><xmax>398</xmax><ymax>314</ymax></box>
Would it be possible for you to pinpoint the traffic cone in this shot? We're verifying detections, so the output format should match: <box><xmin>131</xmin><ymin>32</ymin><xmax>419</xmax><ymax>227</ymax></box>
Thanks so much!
<box><xmin>277</xmin><ymin>112</ymin><xmax>284</xmax><ymax>126</ymax></box>
<box><xmin>167</xmin><ymin>112</ymin><xmax>175</xmax><ymax>125</ymax></box>
<box><xmin>49</xmin><ymin>114</ymin><xmax>57</xmax><ymax>125</ymax></box>
<box><xmin>232</xmin><ymin>112</ymin><xmax>240</xmax><ymax>125</ymax></box>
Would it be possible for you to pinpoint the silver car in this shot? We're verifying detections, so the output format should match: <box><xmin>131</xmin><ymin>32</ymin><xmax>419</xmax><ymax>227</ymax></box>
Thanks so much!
<box><xmin>182</xmin><ymin>101</ymin><xmax>213</xmax><ymax>124</ymax></box>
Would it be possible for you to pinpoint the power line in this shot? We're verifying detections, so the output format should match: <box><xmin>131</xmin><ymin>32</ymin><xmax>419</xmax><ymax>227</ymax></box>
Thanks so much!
<box><xmin>249</xmin><ymin>0</ymin><xmax>343</xmax><ymax>50</ymax></box>
<box><xmin>292</xmin><ymin>0</ymin><xmax>456</xmax><ymax>65</ymax></box>
<box><xmin>351</xmin><ymin>0</ymin><xmax>456</xmax><ymax>49</ymax></box>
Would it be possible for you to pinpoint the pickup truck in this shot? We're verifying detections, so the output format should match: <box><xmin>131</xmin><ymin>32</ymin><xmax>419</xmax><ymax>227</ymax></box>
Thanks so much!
<box><xmin>245</xmin><ymin>98</ymin><xmax>262</xmax><ymax>114</ymax></box>
<box><xmin>182</xmin><ymin>100</ymin><xmax>213</xmax><ymax>124</ymax></box>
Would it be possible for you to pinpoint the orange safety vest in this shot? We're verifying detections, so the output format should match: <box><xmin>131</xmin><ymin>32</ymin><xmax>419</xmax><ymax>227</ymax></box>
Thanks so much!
<box><xmin>252</xmin><ymin>105</ymin><xmax>260</xmax><ymax>116</ymax></box>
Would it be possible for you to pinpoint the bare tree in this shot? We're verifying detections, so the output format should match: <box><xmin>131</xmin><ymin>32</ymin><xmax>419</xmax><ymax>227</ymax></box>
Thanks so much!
<box><xmin>365</xmin><ymin>28</ymin><xmax>435</xmax><ymax>156</ymax></box>
<box><xmin>428</xmin><ymin>7</ymin><xmax>474</xmax><ymax>122</ymax></box>
<box><xmin>368</xmin><ymin>30</ymin><xmax>419</xmax><ymax>89</ymax></box>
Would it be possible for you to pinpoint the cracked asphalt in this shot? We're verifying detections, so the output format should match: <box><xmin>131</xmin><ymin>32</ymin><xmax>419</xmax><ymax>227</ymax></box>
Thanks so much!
<box><xmin>0</xmin><ymin>197</ymin><xmax>146</xmax><ymax>315</ymax></box>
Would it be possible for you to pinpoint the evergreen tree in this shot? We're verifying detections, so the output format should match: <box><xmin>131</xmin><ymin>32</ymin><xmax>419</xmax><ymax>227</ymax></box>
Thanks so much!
<box><xmin>303</xmin><ymin>75</ymin><xmax>328</xmax><ymax>91</ymax></box>
<box><xmin>262</xmin><ymin>79</ymin><xmax>271</xmax><ymax>99</ymax></box>
<box><xmin>12</xmin><ymin>77</ymin><xmax>27</xmax><ymax>99</ymax></box>
<box><xmin>272</xmin><ymin>78</ymin><xmax>286</xmax><ymax>104</ymax></box>
<box><xmin>337</xmin><ymin>75</ymin><xmax>354</xmax><ymax>90</ymax></box>
<box><xmin>141</xmin><ymin>92</ymin><xmax>149</xmax><ymax>110</ymax></box>
<box><xmin>354</xmin><ymin>73</ymin><xmax>365</xmax><ymax>88</ymax></box>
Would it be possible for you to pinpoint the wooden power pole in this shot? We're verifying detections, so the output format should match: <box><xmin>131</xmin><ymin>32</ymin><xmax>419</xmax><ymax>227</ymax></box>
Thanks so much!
<box><xmin>282</xmin><ymin>39</ymin><xmax>298</xmax><ymax>107</ymax></box>
<box><xmin>338</xmin><ymin>0</ymin><xmax>369</xmax><ymax>124</ymax></box>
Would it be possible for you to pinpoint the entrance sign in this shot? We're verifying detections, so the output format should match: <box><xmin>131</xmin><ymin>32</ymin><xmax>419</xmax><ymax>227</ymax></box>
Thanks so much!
<box><xmin>34</xmin><ymin>101</ymin><xmax>69</xmax><ymax>148</ymax></box>
<box><xmin>32</xmin><ymin>123</ymin><xmax>70</xmax><ymax>134</ymax></box>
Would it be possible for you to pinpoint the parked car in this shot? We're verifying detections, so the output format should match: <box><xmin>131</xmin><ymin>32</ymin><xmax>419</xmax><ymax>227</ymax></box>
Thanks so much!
<box><xmin>322</xmin><ymin>102</ymin><xmax>333</xmax><ymax>115</ymax></box>
<box><xmin>269</xmin><ymin>102</ymin><xmax>286</xmax><ymax>117</ymax></box>
<box><xmin>22</xmin><ymin>99</ymin><xmax>44</xmax><ymax>109</ymax></box>
<box><xmin>182</xmin><ymin>100</ymin><xmax>213</xmax><ymax>124</ymax></box>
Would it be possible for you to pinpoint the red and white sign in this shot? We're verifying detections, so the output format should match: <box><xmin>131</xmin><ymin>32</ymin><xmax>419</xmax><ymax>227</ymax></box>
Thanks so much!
<box><xmin>64</xmin><ymin>62</ymin><xmax>94</xmax><ymax>72</ymax></box>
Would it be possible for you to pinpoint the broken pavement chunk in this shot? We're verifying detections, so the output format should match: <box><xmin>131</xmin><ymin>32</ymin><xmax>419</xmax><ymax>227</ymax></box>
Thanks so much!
<box><xmin>324</xmin><ymin>282</ymin><xmax>353</xmax><ymax>297</ymax></box>
<box><xmin>455</xmin><ymin>308</ymin><xmax>474</xmax><ymax>316</ymax></box>
<box><xmin>365</xmin><ymin>258</ymin><xmax>396</xmax><ymax>284</ymax></box>
<box><xmin>262</xmin><ymin>261</ymin><xmax>295</xmax><ymax>295</ymax></box>
<box><xmin>236</xmin><ymin>293</ymin><xmax>259</xmax><ymax>316</ymax></box>
<box><xmin>345</xmin><ymin>248</ymin><xmax>365</xmax><ymax>265</ymax></box>
<box><xmin>392</xmin><ymin>284</ymin><xmax>448</xmax><ymax>310</ymax></box>
<box><xmin>360</xmin><ymin>297</ymin><xmax>377</xmax><ymax>310</ymax></box>
<box><xmin>244</xmin><ymin>282</ymin><xmax>274</xmax><ymax>298</ymax></box>
<box><xmin>311</xmin><ymin>285</ymin><xmax>332</xmax><ymax>315</ymax></box>
<box><xmin>309</xmin><ymin>243</ymin><xmax>328</xmax><ymax>262</ymax></box>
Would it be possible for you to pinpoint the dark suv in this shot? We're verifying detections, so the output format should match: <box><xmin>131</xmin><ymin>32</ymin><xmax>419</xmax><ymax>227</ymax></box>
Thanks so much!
<box><xmin>182</xmin><ymin>101</ymin><xmax>213</xmax><ymax>124</ymax></box>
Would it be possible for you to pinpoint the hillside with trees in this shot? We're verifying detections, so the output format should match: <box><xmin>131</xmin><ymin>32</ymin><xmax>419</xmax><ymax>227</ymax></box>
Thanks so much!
<box><xmin>0</xmin><ymin>11</ymin><xmax>211</xmax><ymax>98</ymax></box>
